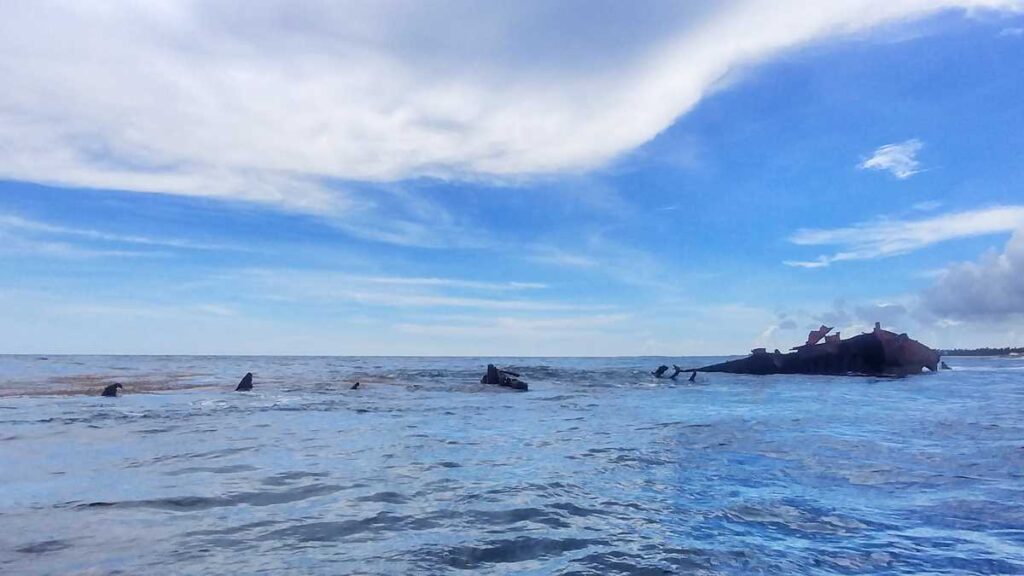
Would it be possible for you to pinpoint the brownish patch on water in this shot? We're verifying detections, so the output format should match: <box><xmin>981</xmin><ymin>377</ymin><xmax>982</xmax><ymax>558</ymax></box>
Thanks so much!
<box><xmin>0</xmin><ymin>372</ymin><xmax>215</xmax><ymax>397</ymax></box>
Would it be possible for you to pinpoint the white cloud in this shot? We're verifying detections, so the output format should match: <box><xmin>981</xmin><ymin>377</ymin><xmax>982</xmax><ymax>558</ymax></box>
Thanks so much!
<box><xmin>859</xmin><ymin>138</ymin><xmax>924</xmax><ymax>179</ymax></box>
<box><xmin>1</xmin><ymin>1</ymin><xmax>1019</xmax><ymax>211</ymax></box>
<box><xmin>924</xmin><ymin>226</ymin><xmax>1024</xmax><ymax>318</ymax></box>
<box><xmin>765</xmin><ymin>272</ymin><xmax>1024</xmax><ymax>351</ymax></box>
<box><xmin>784</xmin><ymin>205</ymin><xmax>1024</xmax><ymax>267</ymax></box>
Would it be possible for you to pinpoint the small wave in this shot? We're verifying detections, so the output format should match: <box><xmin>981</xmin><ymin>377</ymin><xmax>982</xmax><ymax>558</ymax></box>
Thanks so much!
<box><xmin>15</xmin><ymin>539</ymin><xmax>72</xmax><ymax>554</ymax></box>
<box><xmin>430</xmin><ymin>536</ymin><xmax>601</xmax><ymax>569</ymax></box>
<box><xmin>264</xmin><ymin>512</ymin><xmax>439</xmax><ymax>543</ymax></box>
<box><xmin>465</xmin><ymin>507</ymin><xmax>571</xmax><ymax>529</ymax></box>
<box><xmin>261</xmin><ymin>471</ymin><xmax>330</xmax><ymax>487</ymax></box>
<box><xmin>125</xmin><ymin>445</ymin><xmax>256</xmax><ymax>468</ymax></box>
<box><xmin>718</xmin><ymin>501</ymin><xmax>873</xmax><ymax>535</ymax></box>
<box><xmin>164</xmin><ymin>464</ymin><xmax>259</xmax><ymax>476</ymax></box>
<box><xmin>572</xmin><ymin>548</ymin><xmax>721</xmax><ymax>575</ymax></box>
<box><xmin>74</xmin><ymin>483</ymin><xmax>345</xmax><ymax>512</ymax></box>
<box><xmin>354</xmin><ymin>491</ymin><xmax>409</xmax><ymax>504</ymax></box>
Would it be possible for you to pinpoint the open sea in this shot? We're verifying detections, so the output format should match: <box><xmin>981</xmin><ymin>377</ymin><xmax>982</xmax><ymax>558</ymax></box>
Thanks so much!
<box><xmin>1</xmin><ymin>355</ymin><xmax>1022</xmax><ymax>575</ymax></box>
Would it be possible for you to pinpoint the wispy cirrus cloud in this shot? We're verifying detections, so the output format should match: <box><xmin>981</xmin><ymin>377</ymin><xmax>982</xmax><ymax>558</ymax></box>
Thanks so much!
<box><xmin>0</xmin><ymin>1</ymin><xmax>1018</xmax><ymax>214</ymax></box>
<box><xmin>912</xmin><ymin>200</ymin><xmax>943</xmax><ymax>212</ymax></box>
<box><xmin>358</xmin><ymin>276</ymin><xmax>546</xmax><ymax>291</ymax></box>
<box><xmin>0</xmin><ymin>232</ymin><xmax>161</xmax><ymax>259</ymax></box>
<box><xmin>313</xmin><ymin>291</ymin><xmax>596</xmax><ymax>311</ymax></box>
<box><xmin>527</xmin><ymin>246</ymin><xmax>600</xmax><ymax>269</ymax></box>
<box><xmin>859</xmin><ymin>138</ymin><xmax>924</xmax><ymax>179</ymax></box>
<box><xmin>0</xmin><ymin>214</ymin><xmax>242</xmax><ymax>252</ymax></box>
<box><xmin>238</xmin><ymin>269</ymin><xmax>598</xmax><ymax>312</ymax></box>
<box><xmin>395</xmin><ymin>313</ymin><xmax>630</xmax><ymax>337</ymax></box>
<box><xmin>784</xmin><ymin>205</ymin><xmax>1024</xmax><ymax>268</ymax></box>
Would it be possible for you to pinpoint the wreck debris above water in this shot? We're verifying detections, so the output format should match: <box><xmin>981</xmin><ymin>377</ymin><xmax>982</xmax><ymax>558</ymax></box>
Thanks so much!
<box><xmin>688</xmin><ymin>323</ymin><xmax>941</xmax><ymax>377</ymax></box>
<box><xmin>481</xmin><ymin>364</ymin><xmax>529</xmax><ymax>391</ymax></box>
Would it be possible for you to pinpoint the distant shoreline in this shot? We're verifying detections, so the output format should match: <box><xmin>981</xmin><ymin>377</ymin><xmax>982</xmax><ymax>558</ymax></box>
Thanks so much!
<box><xmin>939</xmin><ymin>348</ymin><xmax>1024</xmax><ymax>357</ymax></box>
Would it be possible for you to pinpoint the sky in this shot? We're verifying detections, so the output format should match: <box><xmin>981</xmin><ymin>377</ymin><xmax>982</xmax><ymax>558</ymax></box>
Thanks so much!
<box><xmin>1</xmin><ymin>1</ymin><xmax>1023</xmax><ymax>355</ymax></box>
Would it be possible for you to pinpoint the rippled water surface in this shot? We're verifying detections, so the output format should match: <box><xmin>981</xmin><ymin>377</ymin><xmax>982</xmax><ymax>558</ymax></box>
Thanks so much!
<box><xmin>1</xmin><ymin>355</ymin><xmax>1023</xmax><ymax>575</ymax></box>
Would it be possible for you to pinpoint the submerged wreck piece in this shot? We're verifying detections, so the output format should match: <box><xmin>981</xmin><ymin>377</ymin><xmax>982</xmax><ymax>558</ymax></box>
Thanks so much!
<box><xmin>481</xmin><ymin>364</ymin><xmax>528</xmax><ymax>391</ymax></box>
<box><xmin>693</xmin><ymin>323</ymin><xmax>940</xmax><ymax>377</ymax></box>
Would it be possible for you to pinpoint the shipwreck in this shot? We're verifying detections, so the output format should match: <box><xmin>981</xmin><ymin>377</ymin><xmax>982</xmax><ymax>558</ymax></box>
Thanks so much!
<box><xmin>689</xmin><ymin>323</ymin><xmax>940</xmax><ymax>377</ymax></box>
<box><xmin>481</xmin><ymin>364</ymin><xmax>529</xmax><ymax>391</ymax></box>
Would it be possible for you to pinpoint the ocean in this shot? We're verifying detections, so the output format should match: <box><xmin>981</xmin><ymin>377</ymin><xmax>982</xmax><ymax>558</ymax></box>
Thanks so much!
<box><xmin>1</xmin><ymin>355</ymin><xmax>1022</xmax><ymax>575</ymax></box>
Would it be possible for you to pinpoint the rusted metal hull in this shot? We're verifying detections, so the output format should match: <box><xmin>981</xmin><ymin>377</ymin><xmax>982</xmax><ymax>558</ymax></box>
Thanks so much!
<box><xmin>694</xmin><ymin>329</ymin><xmax>940</xmax><ymax>377</ymax></box>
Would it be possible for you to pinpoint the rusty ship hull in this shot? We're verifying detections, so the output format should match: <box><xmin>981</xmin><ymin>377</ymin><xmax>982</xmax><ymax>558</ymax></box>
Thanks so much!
<box><xmin>694</xmin><ymin>325</ymin><xmax>940</xmax><ymax>377</ymax></box>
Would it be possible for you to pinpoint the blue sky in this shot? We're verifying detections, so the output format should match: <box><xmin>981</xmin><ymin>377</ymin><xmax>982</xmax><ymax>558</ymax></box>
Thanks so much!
<box><xmin>1</xmin><ymin>2</ymin><xmax>1023</xmax><ymax>355</ymax></box>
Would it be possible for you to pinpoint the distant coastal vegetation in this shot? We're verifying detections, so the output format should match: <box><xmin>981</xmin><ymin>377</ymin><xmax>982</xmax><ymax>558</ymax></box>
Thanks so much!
<box><xmin>940</xmin><ymin>347</ymin><xmax>1024</xmax><ymax>357</ymax></box>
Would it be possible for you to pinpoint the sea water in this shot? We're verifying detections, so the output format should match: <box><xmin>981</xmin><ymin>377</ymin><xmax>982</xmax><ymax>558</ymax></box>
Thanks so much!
<box><xmin>0</xmin><ymin>355</ymin><xmax>1022</xmax><ymax>575</ymax></box>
